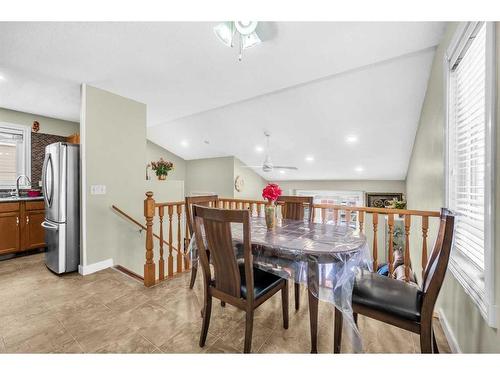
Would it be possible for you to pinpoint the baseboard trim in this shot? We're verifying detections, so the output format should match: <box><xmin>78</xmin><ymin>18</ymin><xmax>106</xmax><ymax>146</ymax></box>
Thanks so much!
<box><xmin>437</xmin><ymin>308</ymin><xmax>461</xmax><ymax>353</ymax></box>
<box><xmin>78</xmin><ymin>258</ymin><xmax>114</xmax><ymax>276</ymax></box>
<box><xmin>114</xmin><ymin>265</ymin><xmax>144</xmax><ymax>282</ymax></box>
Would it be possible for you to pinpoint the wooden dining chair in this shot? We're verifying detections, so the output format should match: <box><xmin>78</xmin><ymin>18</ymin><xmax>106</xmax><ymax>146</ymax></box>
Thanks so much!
<box><xmin>185</xmin><ymin>195</ymin><xmax>219</xmax><ymax>289</ymax></box>
<box><xmin>193</xmin><ymin>204</ymin><xmax>289</xmax><ymax>353</ymax></box>
<box><xmin>333</xmin><ymin>208</ymin><xmax>455</xmax><ymax>353</ymax></box>
<box><xmin>276</xmin><ymin>195</ymin><xmax>314</xmax><ymax>310</ymax></box>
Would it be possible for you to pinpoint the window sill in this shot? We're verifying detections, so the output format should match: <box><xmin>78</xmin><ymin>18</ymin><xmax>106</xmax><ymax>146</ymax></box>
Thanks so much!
<box><xmin>449</xmin><ymin>251</ymin><xmax>496</xmax><ymax>327</ymax></box>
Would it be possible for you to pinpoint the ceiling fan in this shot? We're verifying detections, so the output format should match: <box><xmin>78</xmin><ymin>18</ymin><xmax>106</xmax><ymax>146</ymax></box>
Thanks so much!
<box><xmin>244</xmin><ymin>132</ymin><xmax>298</xmax><ymax>173</ymax></box>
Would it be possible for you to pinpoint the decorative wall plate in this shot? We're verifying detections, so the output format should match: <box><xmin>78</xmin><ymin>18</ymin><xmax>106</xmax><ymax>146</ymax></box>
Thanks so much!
<box><xmin>235</xmin><ymin>175</ymin><xmax>245</xmax><ymax>192</ymax></box>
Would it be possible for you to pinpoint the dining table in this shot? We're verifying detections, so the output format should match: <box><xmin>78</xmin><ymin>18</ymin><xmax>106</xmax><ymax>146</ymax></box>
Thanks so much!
<box><xmin>191</xmin><ymin>216</ymin><xmax>372</xmax><ymax>353</ymax></box>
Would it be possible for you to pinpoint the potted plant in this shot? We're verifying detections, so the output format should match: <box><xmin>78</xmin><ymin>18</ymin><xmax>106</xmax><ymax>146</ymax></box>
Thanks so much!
<box><xmin>262</xmin><ymin>183</ymin><xmax>282</xmax><ymax>230</ymax></box>
<box><xmin>150</xmin><ymin>158</ymin><xmax>174</xmax><ymax>180</ymax></box>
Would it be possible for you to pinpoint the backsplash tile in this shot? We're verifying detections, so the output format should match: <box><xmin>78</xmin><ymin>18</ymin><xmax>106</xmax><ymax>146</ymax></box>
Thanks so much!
<box><xmin>31</xmin><ymin>133</ymin><xmax>67</xmax><ymax>188</ymax></box>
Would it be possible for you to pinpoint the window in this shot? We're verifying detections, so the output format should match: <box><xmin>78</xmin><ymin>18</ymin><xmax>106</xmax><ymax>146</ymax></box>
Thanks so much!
<box><xmin>296</xmin><ymin>189</ymin><xmax>364</xmax><ymax>227</ymax></box>
<box><xmin>445</xmin><ymin>22</ymin><xmax>496</xmax><ymax>327</ymax></box>
<box><xmin>0</xmin><ymin>122</ymin><xmax>31</xmax><ymax>188</ymax></box>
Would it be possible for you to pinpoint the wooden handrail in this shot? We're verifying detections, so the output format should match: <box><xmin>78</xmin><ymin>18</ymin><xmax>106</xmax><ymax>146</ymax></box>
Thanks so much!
<box><xmin>146</xmin><ymin>194</ymin><xmax>442</xmax><ymax>287</ymax></box>
<box><xmin>111</xmin><ymin>204</ymin><xmax>180</xmax><ymax>253</ymax></box>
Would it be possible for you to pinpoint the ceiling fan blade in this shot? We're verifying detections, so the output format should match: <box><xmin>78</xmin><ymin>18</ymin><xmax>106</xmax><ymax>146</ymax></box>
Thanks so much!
<box><xmin>273</xmin><ymin>166</ymin><xmax>298</xmax><ymax>170</ymax></box>
<box><xmin>240</xmin><ymin>165</ymin><xmax>263</xmax><ymax>168</ymax></box>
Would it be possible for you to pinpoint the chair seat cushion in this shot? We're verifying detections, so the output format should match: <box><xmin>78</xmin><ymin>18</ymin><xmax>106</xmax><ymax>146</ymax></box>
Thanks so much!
<box><xmin>239</xmin><ymin>265</ymin><xmax>284</xmax><ymax>300</ymax></box>
<box><xmin>352</xmin><ymin>270</ymin><xmax>423</xmax><ymax>322</ymax></box>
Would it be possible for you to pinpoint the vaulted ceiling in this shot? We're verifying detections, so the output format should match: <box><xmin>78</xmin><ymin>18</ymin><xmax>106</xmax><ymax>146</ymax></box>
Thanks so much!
<box><xmin>0</xmin><ymin>22</ymin><xmax>446</xmax><ymax>180</ymax></box>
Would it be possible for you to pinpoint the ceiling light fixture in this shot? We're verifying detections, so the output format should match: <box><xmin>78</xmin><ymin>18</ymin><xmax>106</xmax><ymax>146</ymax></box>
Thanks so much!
<box><xmin>181</xmin><ymin>140</ymin><xmax>189</xmax><ymax>147</ymax></box>
<box><xmin>214</xmin><ymin>21</ymin><xmax>262</xmax><ymax>61</ymax></box>
<box><xmin>305</xmin><ymin>156</ymin><xmax>314</xmax><ymax>162</ymax></box>
<box><xmin>355</xmin><ymin>166</ymin><xmax>364</xmax><ymax>172</ymax></box>
<box><xmin>255</xmin><ymin>145</ymin><xmax>264</xmax><ymax>153</ymax></box>
<box><xmin>0</xmin><ymin>75</ymin><xmax>5</xmax><ymax>81</ymax></box>
<box><xmin>346</xmin><ymin>135</ymin><xmax>358</xmax><ymax>144</ymax></box>
<box><xmin>279</xmin><ymin>170</ymin><xmax>285</xmax><ymax>174</ymax></box>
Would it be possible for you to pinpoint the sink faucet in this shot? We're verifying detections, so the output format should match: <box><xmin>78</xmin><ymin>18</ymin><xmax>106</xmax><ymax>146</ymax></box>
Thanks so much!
<box><xmin>15</xmin><ymin>175</ymin><xmax>31</xmax><ymax>197</ymax></box>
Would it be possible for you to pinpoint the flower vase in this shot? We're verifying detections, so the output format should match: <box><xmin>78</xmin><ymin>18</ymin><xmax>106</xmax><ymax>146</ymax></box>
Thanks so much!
<box><xmin>158</xmin><ymin>174</ymin><xmax>167</xmax><ymax>181</ymax></box>
<box><xmin>265</xmin><ymin>201</ymin><xmax>276</xmax><ymax>230</ymax></box>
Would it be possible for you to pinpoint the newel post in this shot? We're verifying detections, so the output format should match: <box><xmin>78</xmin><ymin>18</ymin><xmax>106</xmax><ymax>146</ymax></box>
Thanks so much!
<box><xmin>144</xmin><ymin>191</ymin><xmax>156</xmax><ymax>287</ymax></box>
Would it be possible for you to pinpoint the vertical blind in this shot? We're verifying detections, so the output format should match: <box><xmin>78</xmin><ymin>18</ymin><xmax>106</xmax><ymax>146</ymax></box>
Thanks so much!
<box><xmin>448</xmin><ymin>23</ymin><xmax>486</xmax><ymax>271</ymax></box>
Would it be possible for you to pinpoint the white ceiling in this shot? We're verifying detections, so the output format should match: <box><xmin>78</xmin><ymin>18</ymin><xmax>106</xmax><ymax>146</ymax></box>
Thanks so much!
<box><xmin>0</xmin><ymin>22</ymin><xmax>446</xmax><ymax>180</ymax></box>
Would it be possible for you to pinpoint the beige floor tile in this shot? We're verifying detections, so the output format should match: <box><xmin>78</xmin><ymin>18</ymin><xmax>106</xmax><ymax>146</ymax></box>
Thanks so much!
<box><xmin>0</xmin><ymin>252</ymin><xmax>452</xmax><ymax>354</ymax></box>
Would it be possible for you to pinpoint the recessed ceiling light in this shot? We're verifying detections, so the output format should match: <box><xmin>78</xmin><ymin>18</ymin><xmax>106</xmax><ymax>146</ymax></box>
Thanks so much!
<box><xmin>181</xmin><ymin>140</ymin><xmax>189</xmax><ymax>147</ymax></box>
<box><xmin>346</xmin><ymin>135</ymin><xmax>358</xmax><ymax>144</ymax></box>
<box><xmin>305</xmin><ymin>156</ymin><xmax>314</xmax><ymax>162</ymax></box>
<box><xmin>355</xmin><ymin>166</ymin><xmax>364</xmax><ymax>172</ymax></box>
<box><xmin>0</xmin><ymin>75</ymin><xmax>5</xmax><ymax>81</ymax></box>
<box><xmin>279</xmin><ymin>170</ymin><xmax>285</xmax><ymax>174</ymax></box>
<box><xmin>255</xmin><ymin>145</ymin><xmax>264</xmax><ymax>153</ymax></box>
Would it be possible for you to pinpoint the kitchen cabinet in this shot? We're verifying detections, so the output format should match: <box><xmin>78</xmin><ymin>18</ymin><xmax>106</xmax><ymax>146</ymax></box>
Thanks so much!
<box><xmin>0</xmin><ymin>200</ymin><xmax>46</xmax><ymax>255</ymax></box>
<box><xmin>66</xmin><ymin>133</ymin><xmax>80</xmax><ymax>144</ymax></box>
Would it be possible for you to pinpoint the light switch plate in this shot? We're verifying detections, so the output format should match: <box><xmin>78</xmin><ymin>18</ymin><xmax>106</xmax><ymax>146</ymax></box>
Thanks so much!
<box><xmin>90</xmin><ymin>185</ymin><xmax>106</xmax><ymax>195</ymax></box>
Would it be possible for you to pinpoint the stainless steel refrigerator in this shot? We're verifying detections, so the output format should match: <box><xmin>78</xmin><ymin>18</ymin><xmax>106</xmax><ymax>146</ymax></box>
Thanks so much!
<box><xmin>41</xmin><ymin>142</ymin><xmax>80</xmax><ymax>274</ymax></box>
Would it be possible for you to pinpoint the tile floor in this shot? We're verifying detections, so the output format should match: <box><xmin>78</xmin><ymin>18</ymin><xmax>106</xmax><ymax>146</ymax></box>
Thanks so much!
<box><xmin>0</xmin><ymin>253</ymin><xmax>451</xmax><ymax>353</ymax></box>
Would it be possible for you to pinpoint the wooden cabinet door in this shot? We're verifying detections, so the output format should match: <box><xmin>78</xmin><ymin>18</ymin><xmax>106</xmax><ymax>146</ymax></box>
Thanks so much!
<box><xmin>0</xmin><ymin>212</ymin><xmax>20</xmax><ymax>254</ymax></box>
<box><xmin>24</xmin><ymin>210</ymin><xmax>46</xmax><ymax>249</ymax></box>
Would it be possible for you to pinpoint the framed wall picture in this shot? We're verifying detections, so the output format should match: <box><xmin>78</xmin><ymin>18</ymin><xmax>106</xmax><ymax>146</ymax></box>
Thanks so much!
<box><xmin>365</xmin><ymin>192</ymin><xmax>403</xmax><ymax>208</ymax></box>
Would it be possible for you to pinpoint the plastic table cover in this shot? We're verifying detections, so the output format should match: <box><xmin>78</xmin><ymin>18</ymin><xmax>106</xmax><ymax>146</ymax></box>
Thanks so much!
<box><xmin>190</xmin><ymin>216</ymin><xmax>372</xmax><ymax>352</ymax></box>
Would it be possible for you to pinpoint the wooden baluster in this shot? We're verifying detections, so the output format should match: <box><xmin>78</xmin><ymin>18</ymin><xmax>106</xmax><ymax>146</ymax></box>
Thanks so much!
<box><xmin>388</xmin><ymin>214</ymin><xmax>394</xmax><ymax>276</ymax></box>
<box><xmin>158</xmin><ymin>206</ymin><xmax>165</xmax><ymax>281</ymax></box>
<box><xmin>372</xmin><ymin>213</ymin><xmax>378</xmax><ymax>272</ymax></box>
<box><xmin>358</xmin><ymin>211</ymin><xmax>364</xmax><ymax>233</ymax></box>
<box><xmin>176</xmin><ymin>203</ymin><xmax>183</xmax><ymax>274</ymax></box>
<box><xmin>321</xmin><ymin>208</ymin><xmax>327</xmax><ymax>224</ymax></box>
<box><xmin>421</xmin><ymin>215</ymin><xmax>429</xmax><ymax>279</ymax></box>
<box><xmin>311</xmin><ymin>206</ymin><xmax>316</xmax><ymax>223</ymax></box>
<box><xmin>184</xmin><ymin>214</ymin><xmax>190</xmax><ymax>270</ymax></box>
<box><xmin>345</xmin><ymin>209</ymin><xmax>351</xmax><ymax>227</ymax></box>
<box><xmin>168</xmin><ymin>205</ymin><xmax>174</xmax><ymax>277</ymax></box>
<box><xmin>143</xmin><ymin>192</ymin><xmax>156</xmax><ymax>287</ymax></box>
<box><xmin>333</xmin><ymin>209</ymin><xmax>339</xmax><ymax>225</ymax></box>
<box><xmin>404</xmin><ymin>215</ymin><xmax>411</xmax><ymax>282</ymax></box>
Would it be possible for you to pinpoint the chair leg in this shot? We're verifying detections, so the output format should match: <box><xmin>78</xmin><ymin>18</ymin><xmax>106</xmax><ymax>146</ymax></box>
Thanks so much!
<box><xmin>334</xmin><ymin>307</ymin><xmax>343</xmax><ymax>353</ymax></box>
<box><xmin>221</xmin><ymin>301</ymin><xmax>226</xmax><ymax>307</ymax></box>
<box><xmin>189</xmin><ymin>265</ymin><xmax>197</xmax><ymax>289</ymax></box>
<box><xmin>420</xmin><ymin>320</ymin><xmax>433</xmax><ymax>354</ymax></box>
<box><xmin>294</xmin><ymin>282</ymin><xmax>300</xmax><ymax>310</ymax></box>
<box><xmin>353</xmin><ymin>312</ymin><xmax>358</xmax><ymax>327</ymax></box>
<box><xmin>244</xmin><ymin>310</ymin><xmax>254</xmax><ymax>353</ymax></box>
<box><xmin>199</xmin><ymin>295</ymin><xmax>212</xmax><ymax>347</ymax></box>
<box><xmin>432</xmin><ymin>328</ymin><xmax>439</xmax><ymax>354</ymax></box>
<box><xmin>281</xmin><ymin>281</ymin><xmax>289</xmax><ymax>329</ymax></box>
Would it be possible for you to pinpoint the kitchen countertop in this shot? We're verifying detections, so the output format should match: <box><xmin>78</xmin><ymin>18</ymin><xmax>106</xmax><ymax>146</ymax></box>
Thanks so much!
<box><xmin>0</xmin><ymin>196</ymin><xmax>44</xmax><ymax>203</ymax></box>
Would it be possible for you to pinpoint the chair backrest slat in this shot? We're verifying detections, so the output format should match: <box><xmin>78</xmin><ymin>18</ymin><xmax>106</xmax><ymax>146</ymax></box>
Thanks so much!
<box><xmin>185</xmin><ymin>195</ymin><xmax>219</xmax><ymax>236</ymax></box>
<box><xmin>277</xmin><ymin>195</ymin><xmax>314</xmax><ymax>222</ymax></box>
<box><xmin>193</xmin><ymin>205</ymin><xmax>253</xmax><ymax>300</ymax></box>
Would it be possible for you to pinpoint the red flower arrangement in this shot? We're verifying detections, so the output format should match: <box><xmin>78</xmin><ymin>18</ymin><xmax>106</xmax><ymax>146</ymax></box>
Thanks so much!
<box><xmin>262</xmin><ymin>183</ymin><xmax>282</xmax><ymax>202</ymax></box>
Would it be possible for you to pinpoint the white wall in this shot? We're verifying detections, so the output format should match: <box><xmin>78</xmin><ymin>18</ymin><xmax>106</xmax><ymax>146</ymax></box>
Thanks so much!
<box><xmin>233</xmin><ymin>157</ymin><xmax>268</xmax><ymax>200</ymax></box>
<box><xmin>0</xmin><ymin>107</ymin><xmax>79</xmax><ymax>136</ymax></box>
<box><xmin>274</xmin><ymin>180</ymin><xmax>406</xmax><ymax>197</ymax></box>
<box><xmin>185</xmin><ymin>156</ymin><xmax>235</xmax><ymax>197</ymax></box>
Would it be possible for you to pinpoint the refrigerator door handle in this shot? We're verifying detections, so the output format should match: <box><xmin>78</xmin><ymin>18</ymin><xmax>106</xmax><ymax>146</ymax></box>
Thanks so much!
<box><xmin>42</xmin><ymin>153</ymin><xmax>54</xmax><ymax>207</ymax></box>
<box><xmin>41</xmin><ymin>221</ymin><xmax>59</xmax><ymax>231</ymax></box>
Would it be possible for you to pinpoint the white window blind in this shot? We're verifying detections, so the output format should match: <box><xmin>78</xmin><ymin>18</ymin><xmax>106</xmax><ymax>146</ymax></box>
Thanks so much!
<box><xmin>446</xmin><ymin>22</ymin><xmax>496</xmax><ymax>327</ymax></box>
<box><xmin>0</xmin><ymin>123</ymin><xmax>31</xmax><ymax>188</ymax></box>
<box><xmin>448</xmin><ymin>23</ymin><xmax>486</xmax><ymax>271</ymax></box>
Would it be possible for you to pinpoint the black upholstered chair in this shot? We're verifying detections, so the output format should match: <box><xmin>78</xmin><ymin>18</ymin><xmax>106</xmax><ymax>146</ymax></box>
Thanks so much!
<box><xmin>334</xmin><ymin>208</ymin><xmax>455</xmax><ymax>354</ymax></box>
<box><xmin>193</xmin><ymin>204</ymin><xmax>289</xmax><ymax>353</ymax></box>
<box><xmin>276</xmin><ymin>195</ymin><xmax>314</xmax><ymax>311</ymax></box>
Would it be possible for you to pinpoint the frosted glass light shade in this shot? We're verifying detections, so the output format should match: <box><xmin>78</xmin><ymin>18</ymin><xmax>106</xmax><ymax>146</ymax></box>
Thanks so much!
<box><xmin>241</xmin><ymin>31</ymin><xmax>261</xmax><ymax>50</ymax></box>
<box><xmin>213</xmin><ymin>22</ymin><xmax>234</xmax><ymax>47</ymax></box>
